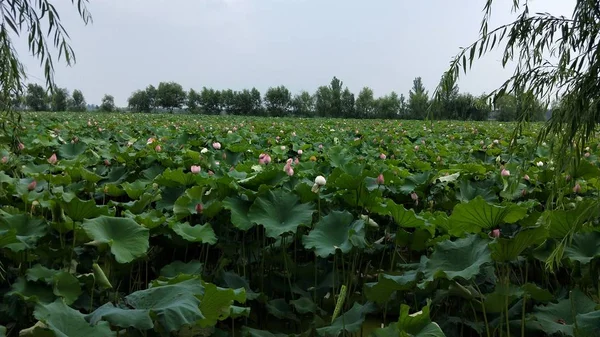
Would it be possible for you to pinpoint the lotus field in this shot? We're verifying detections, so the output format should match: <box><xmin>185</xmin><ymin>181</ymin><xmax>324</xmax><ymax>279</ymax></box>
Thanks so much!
<box><xmin>2</xmin><ymin>112</ymin><xmax>600</xmax><ymax>337</ymax></box>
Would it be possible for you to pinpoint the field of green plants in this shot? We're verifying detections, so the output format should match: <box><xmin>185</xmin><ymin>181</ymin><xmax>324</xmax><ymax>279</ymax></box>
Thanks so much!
<box><xmin>1</xmin><ymin>112</ymin><xmax>600</xmax><ymax>337</ymax></box>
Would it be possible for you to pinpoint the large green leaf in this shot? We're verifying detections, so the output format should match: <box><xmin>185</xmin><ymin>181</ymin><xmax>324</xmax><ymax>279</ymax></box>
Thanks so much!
<box><xmin>61</xmin><ymin>197</ymin><xmax>110</xmax><ymax>222</ymax></box>
<box><xmin>222</xmin><ymin>197</ymin><xmax>254</xmax><ymax>230</ymax></box>
<box><xmin>172</xmin><ymin>222</ymin><xmax>217</xmax><ymax>245</ymax></box>
<box><xmin>316</xmin><ymin>302</ymin><xmax>376</xmax><ymax>336</ymax></box>
<box><xmin>160</xmin><ymin>260</ymin><xmax>203</xmax><ymax>278</ymax></box>
<box><xmin>564</xmin><ymin>231</ymin><xmax>600</xmax><ymax>265</ymax></box>
<box><xmin>82</xmin><ymin>216</ymin><xmax>149</xmax><ymax>263</ymax></box>
<box><xmin>86</xmin><ymin>303</ymin><xmax>154</xmax><ymax>330</ymax></box>
<box><xmin>34</xmin><ymin>300</ymin><xmax>116</xmax><ymax>337</ymax></box>
<box><xmin>198</xmin><ymin>283</ymin><xmax>246</xmax><ymax>327</ymax></box>
<box><xmin>125</xmin><ymin>277</ymin><xmax>205</xmax><ymax>333</ymax></box>
<box><xmin>528</xmin><ymin>290</ymin><xmax>597</xmax><ymax>336</ymax></box>
<box><xmin>302</xmin><ymin>210</ymin><xmax>366</xmax><ymax>257</ymax></box>
<box><xmin>248</xmin><ymin>189</ymin><xmax>315</xmax><ymax>238</ymax></box>
<box><xmin>364</xmin><ymin>271</ymin><xmax>419</xmax><ymax>304</ymax></box>
<box><xmin>52</xmin><ymin>272</ymin><xmax>82</xmax><ymax>305</ymax></box>
<box><xmin>0</xmin><ymin>212</ymin><xmax>47</xmax><ymax>252</ymax></box>
<box><xmin>489</xmin><ymin>226</ymin><xmax>548</xmax><ymax>262</ymax></box>
<box><xmin>421</xmin><ymin>234</ymin><xmax>492</xmax><ymax>283</ymax></box>
<box><xmin>447</xmin><ymin>196</ymin><xmax>528</xmax><ymax>236</ymax></box>
<box><xmin>58</xmin><ymin>142</ymin><xmax>87</xmax><ymax>158</ymax></box>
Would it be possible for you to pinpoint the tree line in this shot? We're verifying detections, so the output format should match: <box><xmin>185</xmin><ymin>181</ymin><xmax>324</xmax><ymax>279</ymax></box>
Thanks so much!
<box><xmin>126</xmin><ymin>75</ymin><xmax>547</xmax><ymax>121</ymax></box>
<box><xmin>15</xmin><ymin>75</ymin><xmax>548</xmax><ymax>121</ymax></box>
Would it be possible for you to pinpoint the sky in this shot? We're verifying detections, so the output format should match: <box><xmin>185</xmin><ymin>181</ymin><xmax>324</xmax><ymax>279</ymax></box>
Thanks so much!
<box><xmin>14</xmin><ymin>0</ymin><xmax>575</xmax><ymax>107</ymax></box>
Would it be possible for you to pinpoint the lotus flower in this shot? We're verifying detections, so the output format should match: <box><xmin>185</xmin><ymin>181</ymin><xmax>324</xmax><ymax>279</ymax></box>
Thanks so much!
<box><xmin>297</xmin><ymin>149</ymin><xmax>303</xmax><ymax>155</ymax></box>
<box><xmin>48</xmin><ymin>153</ymin><xmax>57</xmax><ymax>165</ymax></box>
<box><xmin>414</xmin><ymin>145</ymin><xmax>420</xmax><ymax>151</ymax></box>
<box><xmin>536</xmin><ymin>161</ymin><xmax>544</xmax><ymax>167</ymax></box>
<box><xmin>377</xmin><ymin>174</ymin><xmax>385</xmax><ymax>185</ymax></box>
<box><xmin>294</xmin><ymin>157</ymin><xmax>299</xmax><ymax>165</ymax></box>
<box><xmin>191</xmin><ymin>165</ymin><xmax>201</xmax><ymax>174</ymax></box>
<box><xmin>312</xmin><ymin>175</ymin><xmax>327</xmax><ymax>193</ymax></box>
<box><xmin>523</xmin><ymin>174</ymin><xmax>530</xmax><ymax>181</ymax></box>
<box><xmin>18</xmin><ymin>143</ymin><xmax>25</xmax><ymax>150</ymax></box>
<box><xmin>501</xmin><ymin>168</ymin><xmax>510</xmax><ymax>177</ymax></box>
<box><xmin>259</xmin><ymin>153</ymin><xmax>272</xmax><ymax>165</ymax></box>
<box><xmin>585</xmin><ymin>152</ymin><xmax>591</xmax><ymax>158</ymax></box>
<box><xmin>493</xmin><ymin>139</ymin><xmax>499</xmax><ymax>144</ymax></box>
<box><xmin>195</xmin><ymin>203</ymin><xmax>204</xmax><ymax>214</ymax></box>
<box><xmin>283</xmin><ymin>158</ymin><xmax>294</xmax><ymax>176</ymax></box>
<box><xmin>410</xmin><ymin>192</ymin><xmax>419</xmax><ymax>205</ymax></box>
<box><xmin>212</xmin><ymin>142</ymin><xmax>221</xmax><ymax>150</ymax></box>
<box><xmin>491</xmin><ymin>229</ymin><xmax>501</xmax><ymax>238</ymax></box>
<box><xmin>573</xmin><ymin>183</ymin><xmax>581</xmax><ymax>193</ymax></box>
<box><xmin>1</xmin><ymin>156</ymin><xmax>7</xmax><ymax>164</ymax></box>
<box><xmin>104</xmin><ymin>159</ymin><xmax>111</xmax><ymax>166</ymax></box>
<box><xmin>155</xmin><ymin>145</ymin><xmax>162</xmax><ymax>152</ymax></box>
<box><xmin>28</xmin><ymin>180</ymin><xmax>37</xmax><ymax>191</ymax></box>
<box><xmin>379</xmin><ymin>153</ymin><xmax>386</xmax><ymax>160</ymax></box>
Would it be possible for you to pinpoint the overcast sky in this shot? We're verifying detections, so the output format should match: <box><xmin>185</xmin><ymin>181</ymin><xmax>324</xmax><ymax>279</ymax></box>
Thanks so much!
<box><xmin>14</xmin><ymin>0</ymin><xmax>574</xmax><ymax>107</ymax></box>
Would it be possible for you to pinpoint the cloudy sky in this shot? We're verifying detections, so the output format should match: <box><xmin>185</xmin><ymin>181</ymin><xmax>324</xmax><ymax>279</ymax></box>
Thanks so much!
<box><xmin>14</xmin><ymin>0</ymin><xmax>574</xmax><ymax>107</ymax></box>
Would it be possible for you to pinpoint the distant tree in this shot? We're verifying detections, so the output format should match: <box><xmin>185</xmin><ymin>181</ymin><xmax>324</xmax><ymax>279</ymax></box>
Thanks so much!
<box><xmin>128</xmin><ymin>90</ymin><xmax>151</xmax><ymax>113</ymax></box>
<box><xmin>408</xmin><ymin>77</ymin><xmax>429</xmax><ymax>119</ymax></box>
<box><xmin>199</xmin><ymin>87</ymin><xmax>221</xmax><ymax>115</ymax></box>
<box><xmin>68</xmin><ymin>89</ymin><xmax>87</xmax><ymax>112</ymax></box>
<box><xmin>341</xmin><ymin>88</ymin><xmax>355</xmax><ymax>118</ymax></box>
<box><xmin>156</xmin><ymin>82</ymin><xmax>186</xmax><ymax>112</ymax></box>
<box><xmin>292</xmin><ymin>91</ymin><xmax>315</xmax><ymax>117</ymax></box>
<box><xmin>100</xmin><ymin>94</ymin><xmax>115</xmax><ymax>112</ymax></box>
<box><xmin>377</xmin><ymin>92</ymin><xmax>401</xmax><ymax>119</ymax></box>
<box><xmin>431</xmin><ymin>72</ymin><xmax>459</xmax><ymax>119</ymax></box>
<box><xmin>235</xmin><ymin>88</ymin><xmax>262</xmax><ymax>116</ymax></box>
<box><xmin>145</xmin><ymin>85</ymin><xmax>157</xmax><ymax>111</ymax></box>
<box><xmin>398</xmin><ymin>94</ymin><xmax>409</xmax><ymax>118</ymax></box>
<box><xmin>329</xmin><ymin>77</ymin><xmax>343</xmax><ymax>117</ymax></box>
<box><xmin>220</xmin><ymin>89</ymin><xmax>236</xmax><ymax>115</ymax></box>
<box><xmin>264</xmin><ymin>85</ymin><xmax>292</xmax><ymax>117</ymax></box>
<box><xmin>25</xmin><ymin>83</ymin><xmax>48</xmax><ymax>111</ymax></box>
<box><xmin>187</xmin><ymin>89</ymin><xmax>202</xmax><ymax>113</ymax></box>
<box><xmin>314</xmin><ymin>86</ymin><xmax>332</xmax><ymax>117</ymax></box>
<box><xmin>51</xmin><ymin>87</ymin><xmax>69</xmax><ymax>112</ymax></box>
<box><xmin>494</xmin><ymin>94</ymin><xmax>517</xmax><ymax>122</ymax></box>
<box><xmin>355</xmin><ymin>87</ymin><xmax>375</xmax><ymax>118</ymax></box>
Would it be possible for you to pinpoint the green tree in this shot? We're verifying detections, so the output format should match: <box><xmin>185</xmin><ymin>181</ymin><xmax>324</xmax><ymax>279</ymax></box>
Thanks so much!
<box><xmin>220</xmin><ymin>89</ymin><xmax>236</xmax><ymax>115</ymax></box>
<box><xmin>68</xmin><ymin>89</ymin><xmax>86</xmax><ymax>112</ymax></box>
<box><xmin>100</xmin><ymin>94</ymin><xmax>115</xmax><ymax>112</ymax></box>
<box><xmin>314</xmin><ymin>86</ymin><xmax>331</xmax><ymax>117</ymax></box>
<box><xmin>235</xmin><ymin>88</ymin><xmax>262</xmax><ymax>116</ymax></box>
<box><xmin>187</xmin><ymin>89</ymin><xmax>202</xmax><ymax>113</ymax></box>
<box><xmin>292</xmin><ymin>91</ymin><xmax>315</xmax><ymax>117</ymax></box>
<box><xmin>408</xmin><ymin>77</ymin><xmax>429</xmax><ymax>119</ymax></box>
<box><xmin>341</xmin><ymin>88</ymin><xmax>355</xmax><ymax>118</ymax></box>
<box><xmin>264</xmin><ymin>86</ymin><xmax>292</xmax><ymax>117</ymax></box>
<box><xmin>355</xmin><ymin>87</ymin><xmax>375</xmax><ymax>118</ymax></box>
<box><xmin>199</xmin><ymin>87</ymin><xmax>221</xmax><ymax>115</ymax></box>
<box><xmin>329</xmin><ymin>76</ymin><xmax>343</xmax><ymax>117</ymax></box>
<box><xmin>51</xmin><ymin>87</ymin><xmax>69</xmax><ymax>112</ymax></box>
<box><xmin>377</xmin><ymin>92</ymin><xmax>401</xmax><ymax>119</ymax></box>
<box><xmin>156</xmin><ymin>82</ymin><xmax>186</xmax><ymax>112</ymax></box>
<box><xmin>128</xmin><ymin>90</ymin><xmax>152</xmax><ymax>113</ymax></box>
<box><xmin>25</xmin><ymin>83</ymin><xmax>48</xmax><ymax>111</ymax></box>
<box><xmin>431</xmin><ymin>72</ymin><xmax>459</xmax><ymax>119</ymax></box>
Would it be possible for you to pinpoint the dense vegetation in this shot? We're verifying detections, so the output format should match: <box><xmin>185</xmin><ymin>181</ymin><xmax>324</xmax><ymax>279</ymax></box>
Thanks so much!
<box><xmin>14</xmin><ymin>76</ymin><xmax>547</xmax><ymax>121</ymax></box>
<box><xmin>1</xmin><ymin>113</ymin><xmax>599</xmax><ymax>337</ymax></box>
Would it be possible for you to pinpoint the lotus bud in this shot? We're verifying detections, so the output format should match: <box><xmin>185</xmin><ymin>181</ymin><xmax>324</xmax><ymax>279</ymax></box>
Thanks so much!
<box><xmin>297</xmin><ymin>149</ymin><xmax>303</xmax><ymax>155</ymax></box>
<box><xmin>523</xmin><ymin>174</ymin><xmax>530</xmax><ymax>181</ymax></box>
<box><xmin>379</xmin><ymin>153</ymin><xmax>386</xmax><ymax>160</ymax></box>
<box><xmin>573</xmin><ymin>183</ymin><xmax>581</xmax><ymax>193</ymax></box>
<box><xmin>212</xmin><ymin>142</ymin><xmax>221</xmax><ymax>150</ymax></box>
<box><xmin>501</xmin><ymin>168</ymin><xmax>510</xmax><ymax>177</ymax></box>
<box><xmin>1</xmin><ymin>156</ymin><xmax>7</xmax><ymax>164</ymax></box>
<box><xmin>315</xmin><ymin>175</ymin><xmax>326</xmax><ymax>186</ymax></box>
<box><xmin>191</xmin><ymin>165</ymin><xmax>201</xmax><ymax>174</ymax></box>
<box><xmin>195</xmin><ymin>203</ymin><xmax>204</xmax><ymax>214</ymax></box>
<box><xmin>18</xmin><ymin>143</ymin><xmax>25</xmax><ymax>150</ymax></box>
<box><xmin>377</xmin><ymin>174</ymin><xmax>385</xmax><ymax>185</ymax></box>
<box><xmin>585</xmin><ymin>152</ymin><xmax>590</xmax><ymax>158</ymax></box>
<box><xmin>48</xmin><ymin>153</ymin><xmax>57</xmax><ymax>164</ymax></box>
<box><xmin>28</xmin><ymin>180</ymin><xmax>37</xmax><ymax>191</ymax></box>
<box><xmin>491</xmin><ymin>229</ymin><xmax>501</xmax><ymax>238</ymax></box>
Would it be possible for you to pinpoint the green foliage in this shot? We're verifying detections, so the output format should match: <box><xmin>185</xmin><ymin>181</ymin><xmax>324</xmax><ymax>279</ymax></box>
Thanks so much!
<box><xmin>99</xmin><ymin>94</ymin><xmax>115</xmax><ymax>112</ymax></box>
<box><xmin>2</xmin><ymin>113</ymin><xmax>600</xmax><ymax>337</ymax></box>
<box><xmin>156</xmin><ymin>81</ymin><xmax>187</xmax><ymax>112</ymax></box>
<box><xmin>68</xmin><ymin>89</ymin><xmax>86</xmax><ymax>112</ymax></box>
<box><xmin>408</xmin><ymin>77</ymin><xmax>429</xmax><ymax>119</ymax></box>
<box><xmin>25</xmin><ymin>83</ymin><xmax>48</xmax><ymax>111</ymax></box>
<box><xmin>51</xmin><ymin>87</ymin><xmax>69</xmax><ymax>112</ymax></box>
<box><xmin>264</xmin><ymin>85</ymin><xmax>292</xmax><ymax>117</ymax></box>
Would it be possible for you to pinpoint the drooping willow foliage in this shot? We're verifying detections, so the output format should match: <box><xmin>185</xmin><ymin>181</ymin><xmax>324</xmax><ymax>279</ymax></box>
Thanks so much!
<box><xmin>435</xmin><ymin>0</ymin><xmax>600</xmax><ymax>268</ymax></box>
<box><xmin>0</xmin><ymin>0</ymin><xmax>91</xmax><ymax>148</ymax></box>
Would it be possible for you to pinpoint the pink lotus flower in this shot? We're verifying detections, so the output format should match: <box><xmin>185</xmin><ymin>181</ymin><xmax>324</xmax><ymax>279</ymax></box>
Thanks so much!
<box><xmin>377</xmin><ymin>174</ymin><xmax>385</xmax><ymax>185</ymax></box>
<box><xmin>259</xmin><ymin>153</ymin><xmax>272</xmax><ymax>165</ymax></box>
<box><xmin>501</xmin><ymin>168</ymin><xmax>510</xmax><ymax>177</ymax></box>
<box><xmin>523</xmin><ymin>174</ymin><xmax>530</xmax><ymax>181</ymax></box>
<box><xmin>585</xmin><ymin>152</ymin><xmax>590</xmax><ymax>158</ymax></box>
<box><xmin>28</xmin><ymin>180</ymin><xmax>37</xmax><ymax>191</ymax></box>
<box><xmin>573</xmin><ymin>183</ymin><xmax>581</xmax><ymax>193</ymax></box>
<box><xmin>195</xmin><ymin>203</ymin><xmax>203</xmax><ymax>214</ymax></box>
<box><xmin>147</xmin><ymin>137</ymin><xmax>155</xmax><ymax>144</ymax></box>
<box><xmin>18</xmin><ymin>143</ymin><xmax>25</xmax><ymax>151</ymax></box>
<box><xmin>104</xmin><ymin>159</ymin><xmax>111</xmax><ymax>166</ymax></box>
<box><xmin>318</xmin><ymin>144</ymin><xmax>323</xmax><ymax>150</ymax></box>
<box><xmin>212</xmin><ymin>142</ymin><xmax>221</xmax><ymax>150</ymax></box>
<box><xmin>155</xmin><ymin>145</ymin><xmax>162</xmax><ymax>152</ymax></box>
<box><xmin>379</xmin><ymin>153</ymin><xmax>386</xmax><ymax>160</ymax></box>
<box><xmin>410</xmin><ymin>192</ymin><xmax>419</xmax><ymax>205</ymax></box>
<box><xmin>1</xmin><ymin>156</ymin><xmax>7</xmax><ymax>164</ymax></box>
<box><xmin>283</xmin><ymin>158</ymin><xmax>294</xmax><ymax>176</ymax></box>
<box><xmin>191</xmin><ymin>165</ymin><xmax>201</xmax><ymax>174</ymax></box>
<box><xmin>294</xmin><ymin>157</ymin><xmax>300</xmax><ymax>165</ymax></box>
<box><xmin>491</xmin><ymin>229</ymin><xmax>501</xmax><ymax>238</ymax></box>
<box><xmin>47</xmin><ymin>153</ymin><xmax>57</xmax><ymax>165</ymax></box>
